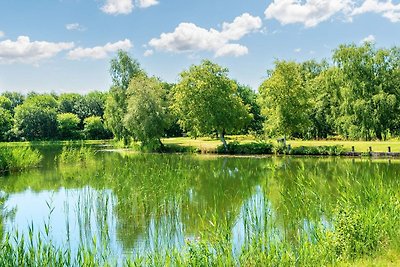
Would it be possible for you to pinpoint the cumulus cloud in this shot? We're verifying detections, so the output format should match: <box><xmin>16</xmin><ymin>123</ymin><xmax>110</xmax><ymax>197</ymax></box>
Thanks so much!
<box><xmin>68</xmin><ymin>39</ymin><xmax>132</xmax><ymax>60</ymax></box>
<box><xmin>101</xmin><ymin>0</ymin><xmax>158</xmax><ymax>14</ymax></box>
<box><xmin>143</xmin><ymin>49</ymin><xmax>154</xmax><ymax>56</ymax></box>
<box><xmin>361</xmin><ymin>34</ymin><xmax>376</xmax><ymax>43</ymax></box>
<box><xmin>66</xmin><ymin>23</ymin><xmax>86</xmax><ymax>31</ymax></box>
<box><xmin>265</xmin><ymin>0</ymin><xmax>400</xmax><ymax>27</ymax></box>
<box><xmin>265</xmin><ymin>0</ymin><xmax>353</xmax><ymax>27</ymax></box>
<box><xmin>148</xmin><ymin>13</ymin><xmax>262</xmax><ymax>57</ymax></box>
<box><xmin>352</xmin><ymin>0</ymin><xmax>400</xmax><ymax>22</ymax></box>
<box><xmin>137</xmin><ymin>0</ymin><xmax>159</xmax><ymax>8</ymax></box>
<box><xmin>101</xmin><ymin>0</ymin><xmax>133</xmax><ymax>14</ymax></box>
<box><xmin>0</xmin><ymin>36</ymin><xmax>74</xmax><ymax>64</ymax></box>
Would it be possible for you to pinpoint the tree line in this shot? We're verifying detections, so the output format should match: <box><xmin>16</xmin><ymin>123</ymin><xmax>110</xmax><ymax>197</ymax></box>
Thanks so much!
<box><xmin>1</xmin><ymin>42</ymin><xmax>399</xmax><ymax>146</ymax></box>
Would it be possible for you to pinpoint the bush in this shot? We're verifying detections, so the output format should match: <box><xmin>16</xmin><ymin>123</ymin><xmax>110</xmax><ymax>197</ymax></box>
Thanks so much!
<box><xmin>84</xmin><ymin>116</ymin><xmax>111</xmax><ymax>140</ymax></box>
<box><xmin>217</xmin><ymin>141</ymin><xmax>274</xmax><ymax>154</ymax></box>
<box><xmin>289</xmin><ymin>145</ymin><xmax>344</xmax><ymax>156</ymax></box>
<box><xmin>57</xmin><ymin>113</ymin><xmax>81</xmax><ymax>140</ymax></box>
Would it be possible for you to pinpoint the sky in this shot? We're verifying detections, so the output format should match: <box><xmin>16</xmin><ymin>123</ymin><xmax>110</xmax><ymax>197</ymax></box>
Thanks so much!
<box><xmin>0</xmin><ymin>0</ymin><xmax>399</xmax><ymax>94</ymax></box>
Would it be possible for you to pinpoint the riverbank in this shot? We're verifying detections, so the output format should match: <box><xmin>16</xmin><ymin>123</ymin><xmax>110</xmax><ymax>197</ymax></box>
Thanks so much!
<box><xmin>162</xmin><ymin>136</ymin><xmax>400</xmax><ymax>156</ymax></box>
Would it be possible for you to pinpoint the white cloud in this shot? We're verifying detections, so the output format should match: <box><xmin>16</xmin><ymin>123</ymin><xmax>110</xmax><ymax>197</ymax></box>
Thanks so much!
<box><xmin>265</xmin><ymin>0</ymin><xmax>400</xmax><ymax>27</ymax></box>
<box><xmin>0</xmin><ymin>36</ymin><xmax>74</xmax><ymax>64</ymax></box>
<box><xmin>143</xmin><ymin>49</ymin><xmax>154</xmax><ymax>56</ymax></box>
<box><xmin>149</xmin><ymin>13</ymin><xmax>262</xmax><ymax>57</ymax></box>
<box><xmin>294</xmin><ymin>48</ymin><xmax>301</xmax><ymax>53</ymax></box>
<box><xmin>361</xmin><ymin>34</ymin><xmax>376</xmax><ymax>43</ymax></box>
<box><xmin>68</xmin><ymin>39</ymin><xmax>132</xmax><ymax>60</ymax></box>
<box><xmin>352</xmin><ymin>0</ymin><xmax>400</xmax><ymax>22</ymax></box>
<box><xmin>137</xmin><ymin>0</ymin><xmax>158</xmax><ymax>8</ymax></box>
<box><xmin>101</xmin><ymin>0</ymin><xmax>133</xmax><ymax>15</ymax></box>
<box><xmin>0</xmin><ymin>31</ymin><xmax>4</xmax><ymax>38</ymax></box>
<box><xmin>66</xmin><ymin>23</ymin><xmax>86</xmax><ymax>31</ymax></box>
<box><xmin>101</xmin><ymin>0</ymin><xmax>158</xmax><ymax>14</ymax></box>
<box><xmin>265</xmin><ymin>0</ymin><xmax>353</xmax><ymax>27</ymax></box>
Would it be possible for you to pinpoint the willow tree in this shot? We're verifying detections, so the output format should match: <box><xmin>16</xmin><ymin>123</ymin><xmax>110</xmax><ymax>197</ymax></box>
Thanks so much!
<box><xmin>258</xmin><ymin>60</ymin><xmax>310</xmax><ymax>138</ymax></box>
<box><xmin>104</xmin><ymin>50</ymin><xmax>143</xmax><ymax>145</ymax></box>
<box><xmin>124</xmin><ymin>74</ymin><xmax>168</xmax><ymax>147</ymax></box>
<box><xmin>172</xmin><ymin>60</ymin><xmax>251</xmax><ymax>149</ymax></box>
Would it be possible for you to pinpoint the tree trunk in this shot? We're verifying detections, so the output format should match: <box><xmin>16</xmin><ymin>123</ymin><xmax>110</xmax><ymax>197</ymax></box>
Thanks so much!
<box><xmin>219</xmin><ymin>129</ymin><xmax>228</xmax><ymax>151</ymax></box>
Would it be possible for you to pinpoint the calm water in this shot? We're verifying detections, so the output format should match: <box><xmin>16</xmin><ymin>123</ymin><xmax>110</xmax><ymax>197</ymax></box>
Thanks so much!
<box><xmin>1</xmin><ymin>149</ymin><xmax>399</xmax><ymax>259</ymax></box>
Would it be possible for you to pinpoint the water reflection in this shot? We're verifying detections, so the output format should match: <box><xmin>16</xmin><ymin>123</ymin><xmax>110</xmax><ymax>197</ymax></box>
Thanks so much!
<box><xmin>1</xmin><ymin>152</ymin><xmax>400</xmax><ymax>260</ymax></box>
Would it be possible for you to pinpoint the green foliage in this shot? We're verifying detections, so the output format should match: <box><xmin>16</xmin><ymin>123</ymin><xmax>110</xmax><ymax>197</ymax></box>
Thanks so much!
<box><xmin>289</xmin><ymin>145</ymin><xmax>344</xmax><ymax>156</ymax></box>
<box><xmin>56</xmin><ymin>146</ymin><xmax>95</xmax><ymax>164</ymax></box>
<box><xmin>332</xmin><ymin>43</ymin><xmax>400</xmax><ymax>140</ymax></box>
<box><xmin>216</xmin><ymin>141</ymin><xmax>273</xmax><ymax>154</ymax></box>
<box><xmin>14</xmin><ymin>95</ymin><xmax>58</xmax><ymax>141</ymax></box>
<box><xmin>0</xmin><ymin>96</ymin><xmax>12</xmax><ymax>111</ymax></box>
<box><xmin>105</xmin><ymin>51</ymin><xmax>143</xmax><ymax>145</ymax></box>
<box><xmin>124</xmin><ymin>74</ymin><xmax>168</xmax><ymax>146</ymax></box>
<box><xmin>258</xmin><ymin>60</ymin><xmax>310</xmax><ymax>138</ymax></box>
<box><xmin>172</xmin><ymin>60</ymin><xmax>251</xmax><ymax>146</ymax></box>
<box><xmin>1</xmin><ymin>92</ymin><xmax>24</xmax><ymax>112</ymax></box>
<box><xmin>0</xmin><ymin>146</ymin><xmax>42</xmax><ymax>172</ymax></box>
<box><xmin>84</xmin><ymin>116</ymin><xmax>110</xmax><ymax>140</ymax></box>
<box><xmin>0</xmin><ymin>108</ymin><xmax>13</xmax><ymax>141</ymax></box>
<box><xmin>57</xmin><ymin>113</ymin><xmax>81</xmax><ymax>140</ymax></box>
<box><xmin>236</xmin><ymin>83</ymin><xmax>264</xmax><ymax>134</ymax></box>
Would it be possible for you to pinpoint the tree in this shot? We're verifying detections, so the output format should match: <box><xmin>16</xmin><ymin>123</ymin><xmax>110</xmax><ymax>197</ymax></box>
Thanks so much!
<box><xmin>258</xmin><ymin>61</ymin><xmax>310</xmax><ymax>138</ymax></box>
<box><xmin>0</xmin><ymin>96</ymin><xmax>12</xmax><ymax>111</ymax></box>
<box><xmin>104</xmin><ymin>50</ymin><xmax>143</xmax><ymax>145</ymax></box>
<box><xmin>172</xmin><ymin>60</ymin><xmax>251</xmax><ymax>148</ymax></box>
<box><xmin>333</xmin><ymin>43</ymin><xmax>400</xmax><ymax>140</ymax></box>
<box><xmin>124</xmin><ymin>74</ymin><xmax>168</xmax><ymax>147</ymax></box>
<box><xmin>1</xmin><ymin>92</ymin><xmax>24</xmax><ymax>113</ymax></box>
<box><xmin>57</xmin><ymin>113</ymin><xmax>81</xmax><ymax>140</ymax></box>
<box><xmin>0</xmin><ymin>108</ymin><xmax>12</xmax><ymax>141</ymax></box>
<box><xmin>236</xmin><ymin>83</ymin><xmax>264</xmax><ymax>134</ymax></box>
<box><xmin>84</xmin><ymin>116</ymin><xmax>110</xmax><ymax>140</ymax></box>
<box><xmin>14</xmin><ymin>95</ymin><xmax>58</xmax><ymax>140</ymax></box>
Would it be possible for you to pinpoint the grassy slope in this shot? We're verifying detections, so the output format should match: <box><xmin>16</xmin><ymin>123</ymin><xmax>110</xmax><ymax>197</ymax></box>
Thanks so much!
<box><xmin>162</xmin><ymin>136</ymin><xmax>400</xmax><ymax>153</ymax></box>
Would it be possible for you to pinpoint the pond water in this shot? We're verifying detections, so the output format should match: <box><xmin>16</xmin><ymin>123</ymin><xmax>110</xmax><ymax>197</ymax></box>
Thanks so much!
<box><xmin>1</xmin><ymin>148</ymin><xmax>400</xmax><ymax>260</ymax></box>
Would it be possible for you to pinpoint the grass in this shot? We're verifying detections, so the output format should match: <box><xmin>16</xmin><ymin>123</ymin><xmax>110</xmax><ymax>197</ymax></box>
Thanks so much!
<box><xmin>162</xmin><ymin>136</ymin><xmax>400</xmax><ymax>154</ymax></box>
<box><xmin>0</xmin><ymin>146</ymin><xmax>43</xmax><ymax>172</ymax></box>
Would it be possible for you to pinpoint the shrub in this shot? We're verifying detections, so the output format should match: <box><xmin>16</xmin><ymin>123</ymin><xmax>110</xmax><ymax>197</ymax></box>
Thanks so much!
<box><xmin>217</xmin><ymin>141</ymin><xmax>274</xmax><ymax>154</ymax></box>
<box><xmin>57</xmin><ymin>113</ymin><xmax>81</xmax><ymax>140</ymax></box>
<box><xmin>289</xmin><ymin>145</ymin><xmax>344</xmax><ymax>156</ymax></box>
<box><xmin>84</xmin><ymin>116</ymin><xmax>111</xmax><ymax>140</ymax></box>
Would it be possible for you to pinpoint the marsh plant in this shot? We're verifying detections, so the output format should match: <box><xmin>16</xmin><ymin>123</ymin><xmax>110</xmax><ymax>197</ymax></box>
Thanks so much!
<box><xmin>0</xmin><ymin>146</ymin><xmax>42</xmax><ymax>172</ymax></box>
<box><xmin>1</xmin><ymin>153</ymin><xmax>400</xmax><ymax>266</ymax></box>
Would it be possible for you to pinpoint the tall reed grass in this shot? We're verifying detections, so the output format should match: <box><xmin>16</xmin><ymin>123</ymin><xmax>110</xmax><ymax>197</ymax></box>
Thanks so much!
<box><xmin>0</xmin><ymin>146</ymin><xmax>42</xmax><ymax>172</ymax></box>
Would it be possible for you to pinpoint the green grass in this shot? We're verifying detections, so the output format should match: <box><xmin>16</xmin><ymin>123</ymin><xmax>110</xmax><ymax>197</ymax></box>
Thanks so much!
<box><xmin>0</xmin><ymin>146</ymin><xmax>43</xmax><ymax>172</ymax></box>
<box><xmin>162</xmin><ymin>136</ymin><xmax>400</xmax><ymax>154</ymax></box>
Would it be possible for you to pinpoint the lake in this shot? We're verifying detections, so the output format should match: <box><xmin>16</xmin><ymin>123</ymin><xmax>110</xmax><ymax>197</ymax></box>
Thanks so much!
<box><xmin>1</xmin><ymin>147</ymin><xmax>400</xmax><ymax>264</ymax></box>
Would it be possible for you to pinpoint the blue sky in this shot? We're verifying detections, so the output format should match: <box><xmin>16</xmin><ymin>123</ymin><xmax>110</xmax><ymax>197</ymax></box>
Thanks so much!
<box><xmin>0</xmin><ymin>0</ymin><xmax>399</xmax><ymax>94</ymax></box>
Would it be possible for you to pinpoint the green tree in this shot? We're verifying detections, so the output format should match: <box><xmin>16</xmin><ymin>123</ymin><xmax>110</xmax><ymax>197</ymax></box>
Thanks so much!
<box><xmin>236</xmin><ymin>83</ymin><xmax>264</xmax><ymax>134</ymax></box>
<box><xmin>84</xmin><ymin>116</ymin><xmax>110</xmax><ymax>140</ymax></box>
<box><xmin>258</xmin><ymin>61</ymin><xmax>310</xmax><ymax>138</ymax></box>
<box><xmin>14</xmin><ymin>95</ymin><xmax>58</xmax><ymax>140</ymax></box>
<box><xmin>104</xmin><ymin>51</ymin><xmax>143</xmax><ymax>145</ymax></box>
<box><xmin>1</xmin><ymin>92</ymin><xmax>24</xmax><ymax>113</ymax></box>
<box><xmin>57</xmin><ymin>113</ymin><xmax>81</xmax><ymax>140</ymax></box>
<box><xmin>124</xmin><ymin>74</ymin><xmax>168</xmax><ymax>147</ymax></box>
<box><xmin>0</xmin><ymin>96</ymin><xmax>12</xmax><ymax>111</ymax></box>
<box><xmin>0</xmin><ymin>108</ymin><xmax>12</xmax><ymax>141</ymax></box>
<box><xmin>333</xmin><ymin>43</ymin><xmax>399</xmax><ymax>140</ymax></box>
<box><xmin>172</xmin><ymin>60</ymin><xmax>251</xmax><ymax>148</ymax></box>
